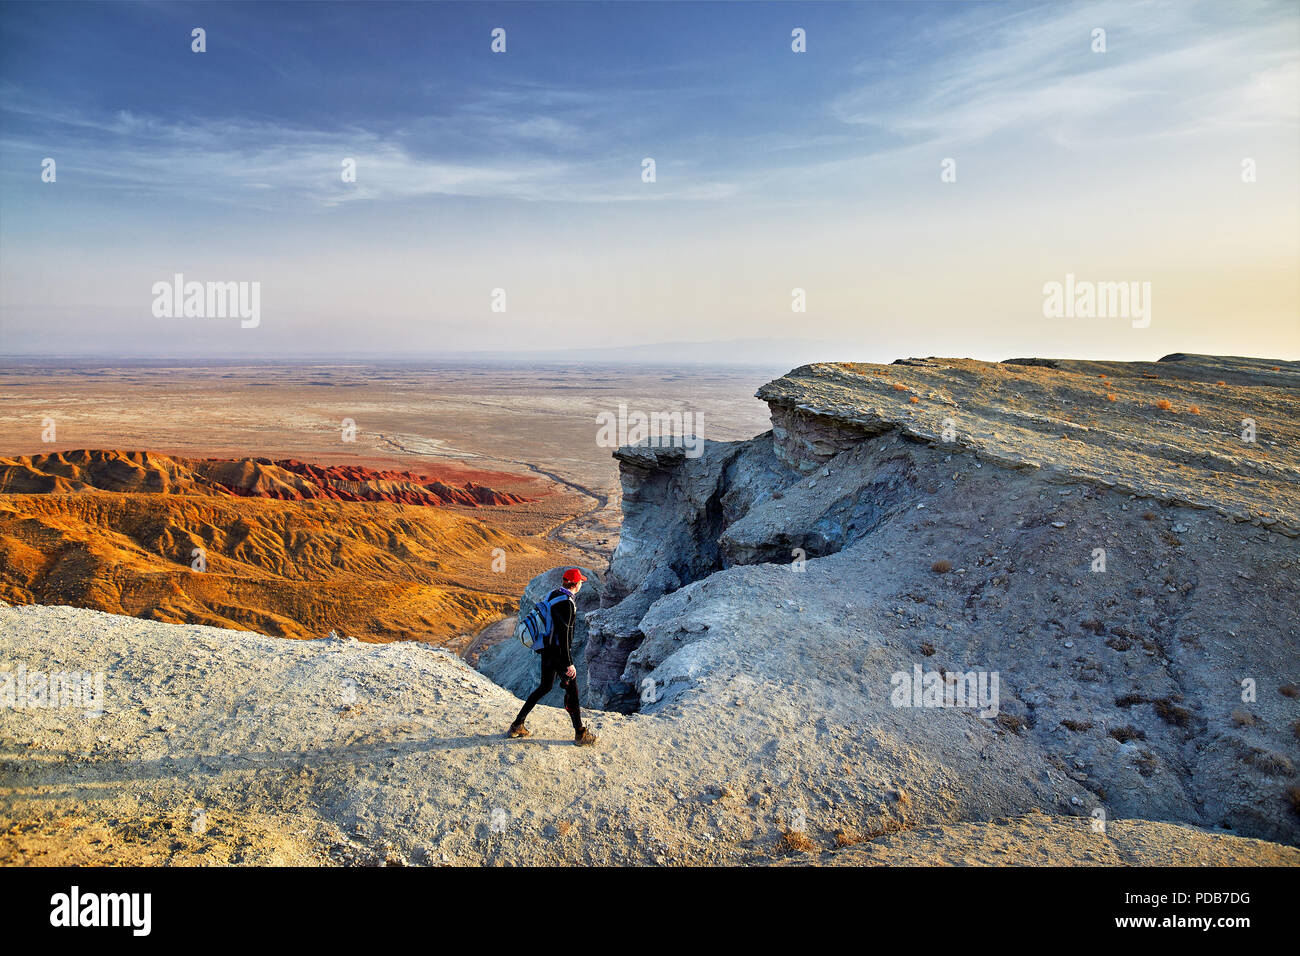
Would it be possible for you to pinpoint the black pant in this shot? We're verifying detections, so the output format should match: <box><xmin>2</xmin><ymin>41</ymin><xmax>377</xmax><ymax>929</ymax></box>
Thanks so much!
<box><xmin>514</xmin><ymin>655</ymin><xmax>583</xmax><ymax>731</ymax></box>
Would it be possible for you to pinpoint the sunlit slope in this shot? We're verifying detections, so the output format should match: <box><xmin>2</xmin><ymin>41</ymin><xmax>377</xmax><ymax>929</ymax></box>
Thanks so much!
<box><xmin>0</xmin><ymin>452</ymin><xmax>560</xmax><ymax>643</ymax></box>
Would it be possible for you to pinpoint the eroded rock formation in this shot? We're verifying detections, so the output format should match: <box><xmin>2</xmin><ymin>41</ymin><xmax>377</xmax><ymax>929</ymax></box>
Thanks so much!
<box><xmin>0</xmin><ymin>451</ymin><xmax>560</xmax><ymax>642</ymax></box>
<box><xmin>582</xmin><ymin>354</ymin><xmax>1300</xmax><ymax>843</ymax></box>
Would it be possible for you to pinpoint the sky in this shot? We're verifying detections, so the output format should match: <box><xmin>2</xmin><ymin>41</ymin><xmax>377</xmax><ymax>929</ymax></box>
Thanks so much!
<box><xmin>0</xmin><ymin>0</ymin><xmax>1297</xmax><ymax>364</ymax></box>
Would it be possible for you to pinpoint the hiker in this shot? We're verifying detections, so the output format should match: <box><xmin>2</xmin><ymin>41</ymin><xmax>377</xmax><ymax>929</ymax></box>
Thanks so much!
<box><xmin>507</xmin><ymin>568</ymin><xmax>598</xmax><ymax>746</ymax></box>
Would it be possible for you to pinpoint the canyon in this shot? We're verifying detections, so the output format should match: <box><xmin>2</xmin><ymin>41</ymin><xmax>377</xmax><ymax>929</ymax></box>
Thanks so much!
<box><xmin>0</xmin><ymin>449</ymin><xmax>572</xmax><ymax>644</ymax></box>
<box><xmin>2</xmin><ymin>354</ymin><xmax>1298</xmax><ymax>865</ymax></box>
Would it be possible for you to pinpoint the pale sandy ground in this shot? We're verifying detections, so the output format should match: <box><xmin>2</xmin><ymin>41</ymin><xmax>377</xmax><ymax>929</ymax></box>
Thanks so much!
<box><xmin>3</xmin><ymin>604</ymin><xmax>1295</xmax><ymax>867</ymax></box>
<box><xmin>778</xmin><ymin>815</ymin><xmax>1300</xmax><ymax>866</ymax></box>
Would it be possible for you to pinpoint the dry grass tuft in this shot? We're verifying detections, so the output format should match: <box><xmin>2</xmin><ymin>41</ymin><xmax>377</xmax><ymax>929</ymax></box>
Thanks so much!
<box><xmin>931</xmin><ymin>559</ymin><xmax>952</xmax><ymax>573</ymax></box>
<box><xmin>780</xmin><ymin>829</ymin><xmax>817</xmax><ymax>853</ymax></box>
<box><xmin>863</xmin><ymin>818</ymin><xmax>915</xmax><ymax>840</ymax></box>
<box><xmin>1110</xmin><ymin>725</ymin><xmax>1146</xmax><ymax>743</ymax></box>
<box><xmin>1156</xmin><ymin>398</ymin><xmax>1174</xmax><ymax>411</ymax></box>
<box><xmin>834</xmin><ymin>828</ymin><xmax>862</xmax><ymax>848</ymax></box>
<box><xmin>1279</xmin><ymin>684</ymin><xmax>1299</xmax><ymax>699</ymax></box>
<box><xmin>1231</xmin><ymin>709</ymin><xmax>1257</xmax><ymax>727</ymax></box>
<box><xmin>1153</xmin><ymin>697</ymin><xmax>1193</xmax><ymax>728</ymax></box>
<box><xmin>1105</xmin><ymin>393</ymin><xmax>1117</xmax><ymax>401</ymax></box>
<box><xmin>1187</xmin><ymin>405</ymin><xmax>1201</xmax><ymax>414</ymax></box>
<box><xmin>1246</xmin><ymin>750</ymin><xmax>1295</xmax><ymax>777</ymax></box>
<box><xmin>996</xmin><ymin>713</ymin><xmax>1025</xmax><ymax>734</ymax></box>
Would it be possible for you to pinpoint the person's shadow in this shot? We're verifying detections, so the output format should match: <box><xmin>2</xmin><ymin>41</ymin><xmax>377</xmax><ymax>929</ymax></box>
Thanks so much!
<box><xmin>1</xmin><ymin>730</ymin><xmax>581</xmax><ymax>800</ymax></box>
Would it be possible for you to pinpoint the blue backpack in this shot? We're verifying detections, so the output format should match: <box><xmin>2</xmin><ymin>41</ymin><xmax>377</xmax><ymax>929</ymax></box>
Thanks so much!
<box><xmin>518</xmin><ymin>591</ymin><xmax>571</xmax><ymax>653</ymax></box>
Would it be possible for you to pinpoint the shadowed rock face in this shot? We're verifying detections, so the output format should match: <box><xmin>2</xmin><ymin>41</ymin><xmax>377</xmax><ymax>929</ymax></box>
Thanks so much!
<box><xmin>588</xmin><ymin>354</ymin><xmax>1300</xmax><ymax>843</ymax></box>
<box><xmin>584</xmin><ymin>435</ymin><xmax>798</xmax><ymax>710</ymax></box>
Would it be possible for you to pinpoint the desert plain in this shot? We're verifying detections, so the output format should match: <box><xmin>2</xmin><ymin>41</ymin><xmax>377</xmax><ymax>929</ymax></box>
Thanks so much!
<box><xmin>0</xmin><ymin>361</ymin><xmax>774</xmax><ymax>651</ymax></box>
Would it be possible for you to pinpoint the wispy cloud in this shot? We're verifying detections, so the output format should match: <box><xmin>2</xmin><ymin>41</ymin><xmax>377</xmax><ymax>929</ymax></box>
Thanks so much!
<box><xmin>0</xmin><ymin>67</ymin><xmax>737</xmax><ymax>207</ymax></box>
<box><xmin>830</xmin><ymin>0</ymin><xmax>1298</xmax><ymax>147</ymax></box>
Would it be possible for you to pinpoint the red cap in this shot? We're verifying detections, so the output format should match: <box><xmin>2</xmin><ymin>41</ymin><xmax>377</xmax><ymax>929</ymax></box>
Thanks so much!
<box><xmin>561</xmin><ymin>568</ymin><xmax>588</xmax><ymax>587</ymax></box>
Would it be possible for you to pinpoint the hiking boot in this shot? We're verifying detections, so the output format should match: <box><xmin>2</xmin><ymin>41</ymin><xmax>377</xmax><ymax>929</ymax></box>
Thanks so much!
<box><xmin>574</xmin><ymin>727</ymin><xmax>598</xmax><ymax>746</ymax></box>
<box><xmin>506</xmin><ymin>722</ymin><xmax>530</xmax><ymax>738</ymax></box>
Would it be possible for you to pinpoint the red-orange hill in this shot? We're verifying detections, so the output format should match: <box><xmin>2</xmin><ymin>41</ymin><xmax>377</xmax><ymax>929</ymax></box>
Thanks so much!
<box><xmin>230</xmin><ymin>458</ymin><xmax>532</xmax><ymax>507</ymax></box>
<box><xmin>0</xmin><ymin>450</ymin><xmax>560</xmax><ymax>642</ymax></box>
<box><xmin>0</xmin><ymin>450</ymin><xmax>533</xmax><ymax>508</ymax></box>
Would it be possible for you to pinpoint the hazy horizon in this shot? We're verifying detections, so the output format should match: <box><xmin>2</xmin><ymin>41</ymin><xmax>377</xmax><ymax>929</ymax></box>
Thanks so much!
<box><xmin>1</xmin><ymin>338</ymin><xmax>1296</xmax><ymax>369</ymax></box>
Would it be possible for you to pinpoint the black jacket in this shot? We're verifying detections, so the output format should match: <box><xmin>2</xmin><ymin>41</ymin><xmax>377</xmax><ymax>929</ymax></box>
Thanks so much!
<box><xmin>544</xmin><ymin>587</ymin><xmax>577</xmax><ymax>669</ymax></box>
